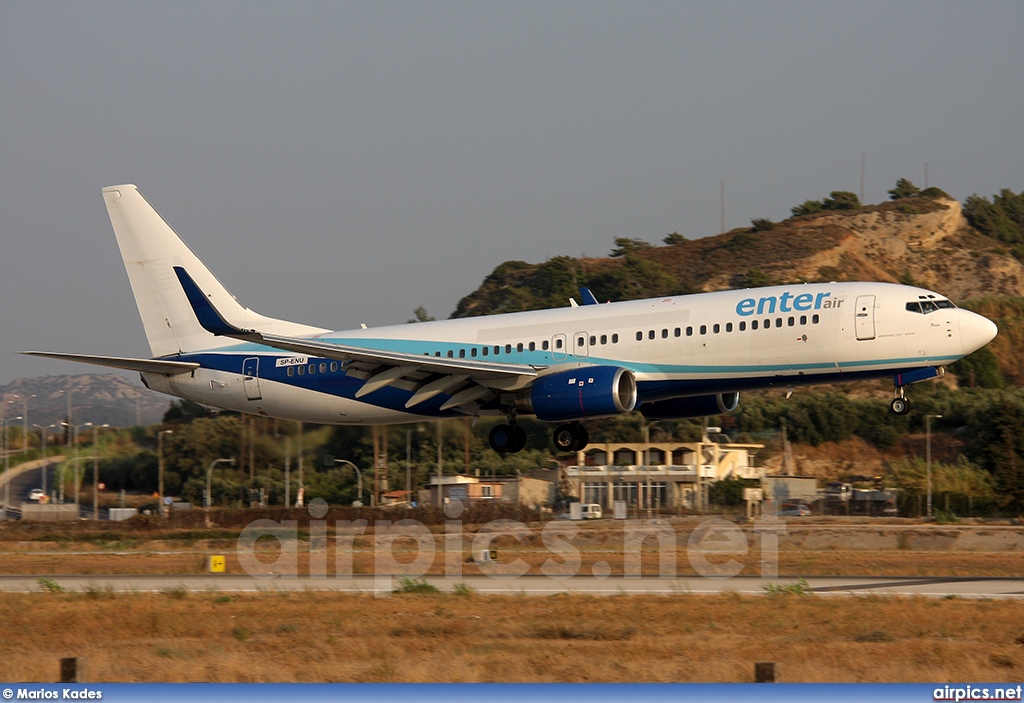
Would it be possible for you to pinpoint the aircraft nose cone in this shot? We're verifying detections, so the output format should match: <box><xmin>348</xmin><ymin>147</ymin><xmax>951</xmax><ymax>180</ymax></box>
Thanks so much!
<box><xmin>960</xmin><ymin>311</ymin><xmax>998</xmax><ymax>354</ymax></box>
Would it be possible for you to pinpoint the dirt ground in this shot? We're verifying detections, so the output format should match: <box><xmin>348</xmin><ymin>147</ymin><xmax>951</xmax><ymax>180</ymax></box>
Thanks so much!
<box><xmin>1</xmin><ymin>590</ymin><xmax>1022</xmax><ymax>683</ymax></box>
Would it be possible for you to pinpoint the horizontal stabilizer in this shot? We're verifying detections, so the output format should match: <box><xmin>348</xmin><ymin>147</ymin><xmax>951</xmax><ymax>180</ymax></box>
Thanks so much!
<box><xmin>20</xmin><ymin>351</ymin><xmax>199</xmax><ymax>375</ymax></box>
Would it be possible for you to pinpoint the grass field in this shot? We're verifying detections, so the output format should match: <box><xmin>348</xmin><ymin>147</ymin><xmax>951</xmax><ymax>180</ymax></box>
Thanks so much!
<box><xmin>1</xmin><ymin>590</ymin><xmax>1021</xmax><ymax>683</ymax></box>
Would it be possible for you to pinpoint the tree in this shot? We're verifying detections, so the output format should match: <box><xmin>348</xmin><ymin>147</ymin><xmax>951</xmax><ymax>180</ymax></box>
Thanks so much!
<box><xmin>663</xmin><ymin>232</ymin><xmax>686</xmax><ymax>245</ymax></box>
<box><xmin>823</xmin><ymin>191</ymin><xmax>860</xmax><ymax>211</ymax></box>
<box><xmin>407</xmin><ymin>306</ymin><xmax>435</xmax><ymax>323</ymax></box>
<box><xmin>750</xmin><ymin>218</ymin><xmax>774</xmax><ymax>232</ymax></box>
<box><xmin>888</xmin><ymin>178</ymin><xmax>921</xmax><ymax>200</ymax></box>
<box><xmin>791</xmin><ymin>200</ymin><xmax>823</xmax><ymax>217</ymax></box>
<box><xmin>963</xmin><ymin>189</ymin><xmax>1024</xmax><ymax>260</ymax></box>
<box><xmin>610</xmin><ymin>237</ymin><xmax>652</xmax><ymax>257</ymax></box>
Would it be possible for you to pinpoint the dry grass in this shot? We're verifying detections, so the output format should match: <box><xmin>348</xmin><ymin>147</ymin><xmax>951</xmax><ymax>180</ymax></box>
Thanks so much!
<box><xmin>0</xmin><ymin>591</ymin><xmax>1021</xmax><ymax>683</ymax></box>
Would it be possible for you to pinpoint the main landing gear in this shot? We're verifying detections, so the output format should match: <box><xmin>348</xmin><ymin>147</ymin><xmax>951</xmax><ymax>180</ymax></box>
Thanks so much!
<box><xmin>488</xmin><ymin>422</ymin><xmax>527</xmax><ymax>454</ymax></box>
<box><xmin>487</xmin><ymin>418</ymin><xmax>591</xmax><ymax>454</ymax></box>
<box><xmin>552</xmin><ymin>422</ymin><xmax>589</xmax><ymax>453</ymax></box>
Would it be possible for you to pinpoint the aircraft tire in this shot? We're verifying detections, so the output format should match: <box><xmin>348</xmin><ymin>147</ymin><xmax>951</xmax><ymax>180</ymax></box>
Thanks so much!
<box><xmin>890</xmin><ymin>397</ymin><xmax>911</xmax><ymax>415</ymax></box>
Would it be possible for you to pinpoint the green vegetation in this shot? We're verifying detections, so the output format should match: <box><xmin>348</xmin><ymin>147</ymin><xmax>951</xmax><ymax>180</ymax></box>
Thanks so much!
<box><xmin>394</xmin><ymin>577</ymin><xmax>440</xmax><ymax>594</ymax></box>
<box><xmin>888</xmin><ymin>178</ymin><xmax>921</xmax><ymax>200</ymax></box>
<box><xmin>963</xmin><ymin>189</ymin><xmax>1024</xmax><ymax>261</ymax></box>
<box><xmin>762</xmin><ymin>578</ymin><xmax>813</xmax><ymax>596</ymax></box>
<box><xmin>790</xmin><ymin>190</ymin><xmax>861</xmax><ymax>216</ymax></box>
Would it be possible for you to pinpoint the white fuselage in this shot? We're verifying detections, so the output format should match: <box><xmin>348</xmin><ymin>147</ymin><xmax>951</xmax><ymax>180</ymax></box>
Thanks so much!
<box><xmin>142</xmin><ymin>281</ymin><xmax>996</xmax><ymax>425</ymax></box>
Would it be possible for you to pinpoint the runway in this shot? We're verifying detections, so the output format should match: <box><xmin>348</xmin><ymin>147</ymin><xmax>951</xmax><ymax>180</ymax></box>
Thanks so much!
<box><xmin>2</xmin><ymin>573</ymin><xmax>1022</xmax><ymax>598</ymax></box>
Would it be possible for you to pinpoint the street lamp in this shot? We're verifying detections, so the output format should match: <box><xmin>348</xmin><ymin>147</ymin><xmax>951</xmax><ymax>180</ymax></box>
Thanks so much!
<box><xmin>925</xmin><ymin>414</ymin><xmax>943</xmax><ymax>519</ymax></box>
<box><xmin>206</xmin><ymin>457</ymin><xmax>236</xmax><ymax>509</ymax></box>
<box><xmin>334</xmin><ymin>459</ymin><xmax>363</xmax><ymax>506</ymax></box>
<box><xmin>11</xmin><ymin>394</ymin><xmax>34</xmax><ymax>452</ymax></box>
<box><xmin>92</xmin><ymin>424</ymin><xmax>109</xmax><ymax>520</ymax></box>
<box><xmin>32</xmin><ymin>424</ymin><xmax>56</xmax><ymax>499</ymax></box>
<box><xmin>406</xmin><ymin>427</ymin><xmax>423</xmax><ymax>508</ymax></box>
<box><xmin>1</xmin><ymin>415</ymin><xmax>22</xmax><ymax>520</ymax></box>
<box><xmin>62</xmin><ymin>422</ymin><xmax>93</xmax><ymax>504</ymax></box>
<box><xmin>157</xmin><ymin>429</ymin><xmax>174</xmax><ymax>518</ymax></box>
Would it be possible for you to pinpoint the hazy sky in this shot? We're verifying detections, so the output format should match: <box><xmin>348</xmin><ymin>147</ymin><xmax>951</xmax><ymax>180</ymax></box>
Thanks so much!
<box><xmin>1</xmin><ymin>0</ymin><xmax>1021</xmax><ymax>386</ymax></box>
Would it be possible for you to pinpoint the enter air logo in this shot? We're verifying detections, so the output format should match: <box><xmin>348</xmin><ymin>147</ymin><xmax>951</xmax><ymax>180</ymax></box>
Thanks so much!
<box><xmin>735</xmin><ymin>291</ymin><xmax>844</xmax><ymax>316</ymax></box>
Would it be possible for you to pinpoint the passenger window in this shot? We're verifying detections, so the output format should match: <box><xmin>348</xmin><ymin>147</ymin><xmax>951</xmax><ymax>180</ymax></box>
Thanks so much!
<box><xmin>471</xmin><ymin>348</ymin><xmax>477</xmax><ymax>357</ymax></box>
<box><xmin>612</xmin><ymin>334</ymin><xmax>619</xmax><ymax>343</ymax></box>
<box><xmin>752</xmin><ymin>320</ymin><xmax>759</xmax><ymax>330</ymax></box>
<box><xmin>529</xmin><ymin>341</ymin><xmax>536</xmax><ymax>351</ymax></box>
<box><xmin>648</xmin><ymin>330</ymin><xmax>655</xmax><ymax>340</ymax></box>
<box><xmin>330</xmin><ymin>362</ymin><xmax>338</xmax><ymax>372</ymax></box>
<box><xmin>542</xmin><ymin>340</ymin><xmax>549</xmax><ymax>351</ymax></box>
<box><xmin>308</xmin><ymin>364</ymin><xmax>315</xmax><ymax>374</ymax></box>
<box><xmin>788</xmin><ymin>317</ymin><xmax>795</xmax><ymax>327</ymax></box>
<box><xmin>319</xmin><ymin>362</ymin><xmax>327</xmax><ymax>373</ymax></box>
<box><xmin>482</xmin><ymin>347</ymin><xmax>488</xmax><ymax>356</ymax></box>
<box><xmin>812</xmin><ymin>314</ymin><xmax>820</xmax><ymax>324</ymax></box>
<box><xmin>636</xmin><ymin>331</ymin><xmax>643</xmax><ymax>341</ymax></box>
<box><xmin>800</xmin><ymin>315</ymin><xmax>807</xmax><ymax>325</ymax></box>
<box><xmin>518</xmin><ymin>343</ymin><xmax>524</xmax><ymax>352</ymax></box>
<box><xmin>589</xmin><ymin>336</ymin><xmax>596</xmax><ymax>346</ymax></box>
<box><xmin>686</xmin><ymin>327</ymin><xmax>693</xmax><ymax>336</ymax></box>
<box><xmin>726</xmin><ymin>322</ymin><xmax>733</xmax><ymax>332</ymax></box>
<box><xmin>674</xmin><ymin>328</ymin><xmax>681</xmax><ymax>337</ymax></box>
<box><xmin>764</xmin><ymin>319</ymin><xmax>771</xmax><ymax>329</ymax></box>
<box><xmin>739</xmin><ymin>321</ymin><xmax>746</xmax><ymax>331</ymax></box>
<box><xmin>447</xmin><ymin>350</ymin><xmax>454</xmax><ymax>358</ymax></box>
<box><xmin>287</xmin><ymin>367</ymin><xmax>294</xmax><ymax>377</ymax></box>
<box><xmin>297</xmin><ymin>366</ymin><xmax>305</xmax><ymax>376</ymax></box>
<box><xmin>776</xmin><ymin>317</ymin><xmax>782</xmax><ymax>327</ymax></box>
<box><xmin>661</xmin><ymin>329</ymin><xmax>668</xmax><ymax>339</ymax></box>
<box><xmin>600</xmin><ymin>335</ymin><xmax>607</xmax><ymax>345</ymax></box>
<box><xmin>576</xmin><ymin>338</ymin><xmax>583</xmax><ymax>348</ymax></box>
<box><xmin>556</xmin><ymin>339</ymin><xmax>563</xmax><ymax>349</ymax></box>
<box><xmin>700</xmin><ymin>325</ymin><xmax>707</xmax><ymax>335</ymax></box>
<box><xmin>494</xmin><ymin>346</ymin><xmax>501</xmax><ymax>355</ymax></box>
<box><xmin>505</xmin><ymin>344</ymin><xmax>512</xmax><ymax>354</ymax></box>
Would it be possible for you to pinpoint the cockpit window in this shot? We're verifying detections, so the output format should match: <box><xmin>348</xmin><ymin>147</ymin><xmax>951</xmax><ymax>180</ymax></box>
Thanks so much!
<box><xmin>907</xmin><ymin>299</ymin><xmax>956</xmax><ymax>314</ymax></box>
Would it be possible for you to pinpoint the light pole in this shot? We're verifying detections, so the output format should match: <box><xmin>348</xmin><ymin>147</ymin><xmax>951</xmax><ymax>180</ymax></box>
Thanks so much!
<box><xmin>925</xmin><ymin>414</ymin><xmax>942</xmax><ymax>519</ymax></box>
<box><xmin>334</xmin><ymin>459</ymin><xmax>363</xmax><ymax>506</ymax></box>
<box><xmin>12</xmin><ymin>394</ymin><xmax>34</xmax><ymax>452</ymax></box>
<box><xmin>406</xmin><ymin>427</ymin><xmax>423</xmax><ymax>508</ymax></box>
<box><xmin>2</xmin><ymin>415</ymin><xmax>22</xmax><ymax>520</ymax></box>
<box><xmin>62</xmin><ymin>422</ymin><xmax>93</xmax><ymax>504</ymax></box>
<box><xmin>32</xmin><ymin>424</ymin><xmax>56</xmax><ymax>499</ymax></box>
<box><xmin>92</xmin><ymin>424</ymin><xmax>109</xmax><ymax>520</ymax></box>
<box><xmin>205</xmin><ymin>456</ymin><xmax>235</xmax><ymax>511</ymax></box>
<box><xmin>157</xmin><ymin>429</ymin><xmax>174</xmax><ymax>518</ymax></box>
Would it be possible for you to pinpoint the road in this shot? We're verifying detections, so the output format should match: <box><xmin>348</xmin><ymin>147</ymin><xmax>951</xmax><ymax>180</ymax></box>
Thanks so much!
<box><xmin>3</xmin><ymin>574</ymin><xmax>1022</xmax><ymax>598</ymax></box>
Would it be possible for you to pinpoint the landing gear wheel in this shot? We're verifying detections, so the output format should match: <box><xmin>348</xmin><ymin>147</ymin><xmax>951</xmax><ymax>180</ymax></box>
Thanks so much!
<box><xmin>489</xmin><ymin>424</ymin><xmax>527</xmax><ymax>454</ymax></box>
<box><xmin>509</xmin><ymin>425</ymin><xmax>528</xmax><ymax>453</ymax></box>
<box><xmin>890</xmin><ymin>397</ymin><xmax>911</xmax><ymax>415</ymax></box>
<box><xmin>552</xmin><ymin>423</ymin><xmax>589</xmax><ymax>452</ymax></box>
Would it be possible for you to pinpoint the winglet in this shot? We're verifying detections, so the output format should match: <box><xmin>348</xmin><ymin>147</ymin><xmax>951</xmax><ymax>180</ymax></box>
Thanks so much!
<box><xmin>579</xmin><ymin>287</ymin><xmax>600</xmax><ymax>305</ymax></box>
<box><xmin>173</xmin><ymin>266</ymin><xmax>248</xmax><ymax>337</ymax></box>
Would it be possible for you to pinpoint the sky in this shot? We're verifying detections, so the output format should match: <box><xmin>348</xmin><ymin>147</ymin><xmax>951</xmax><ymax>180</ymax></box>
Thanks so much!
<box><xmin>1</xmin><ymin>0</ymin><xmax>1022</xmax><ymax>386</ymax></box>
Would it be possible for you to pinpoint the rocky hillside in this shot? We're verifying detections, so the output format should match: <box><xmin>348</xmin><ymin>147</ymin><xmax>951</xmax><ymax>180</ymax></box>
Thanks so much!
<box><xmin>0</xmin><ymin>373</ymin><xmax>172</xmax><ymax>428</ymax></box>
<box><xmin>454</xmin><ymin>195</ymin><xmax>1024</xmax><ymax>317</ymax></box>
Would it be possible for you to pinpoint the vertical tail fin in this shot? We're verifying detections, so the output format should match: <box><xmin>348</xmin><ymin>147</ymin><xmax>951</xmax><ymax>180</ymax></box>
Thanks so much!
<box><xmin>102</xmin><ymin>185</ymin><xmax>326</xmax><ymax>357</ymax></box>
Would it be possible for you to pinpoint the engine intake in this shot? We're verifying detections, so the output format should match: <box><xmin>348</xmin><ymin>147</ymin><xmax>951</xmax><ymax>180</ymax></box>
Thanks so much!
<box><xmin>517</xmin><ymin>366</ymin><xmax>637</xmax><ymax>422</ymax></box>
<box><xmin>640</xmin><ymin>392</ymin><xmax>740</xmax><ymax>420</ymax></box>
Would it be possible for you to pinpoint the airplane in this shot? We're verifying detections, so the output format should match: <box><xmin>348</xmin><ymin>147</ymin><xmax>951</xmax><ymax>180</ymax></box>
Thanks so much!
<box><xmin>24</xmin><ymin>185</ymin><xmax>998</xmax><ymax>454</ymax></box>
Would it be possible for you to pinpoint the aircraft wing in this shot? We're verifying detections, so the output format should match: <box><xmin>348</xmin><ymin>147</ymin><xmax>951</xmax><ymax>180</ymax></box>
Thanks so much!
<box><xmin>173</xmin><ymin>267</ymin><xmax>540</xmax><ymax>409</ymax></box>
<box><xmin>20</xmin><ymin>351</ymin><xmax>200</xmax><ymax>375</ymax></box>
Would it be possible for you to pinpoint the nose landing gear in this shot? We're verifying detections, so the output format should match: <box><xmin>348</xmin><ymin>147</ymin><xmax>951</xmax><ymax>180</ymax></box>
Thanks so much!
<box><xmin>890</xmin><ymin>389</ymin><xmax>911</xmax><ymax>415</ymax></box>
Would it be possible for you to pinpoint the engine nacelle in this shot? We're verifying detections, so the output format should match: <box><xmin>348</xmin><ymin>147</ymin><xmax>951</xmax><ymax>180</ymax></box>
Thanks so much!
<box><xmin>640</xmin><ymin>392</ymin><xmax>740</xmax><ymax>421</ymax></box>
<box><xmin>517</xmin><ymin>366</ymin><xmax>637</xmax><ymax>422</ymax></box>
